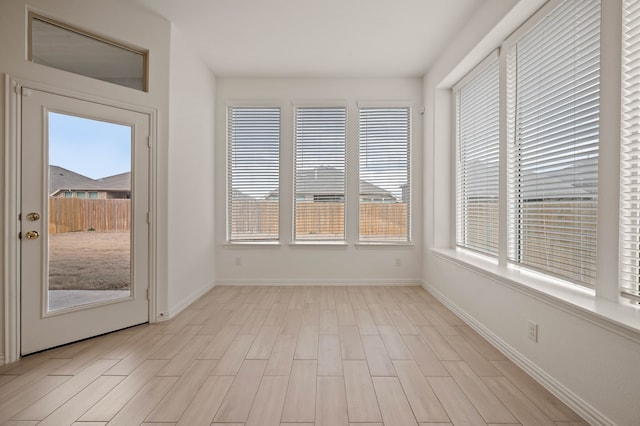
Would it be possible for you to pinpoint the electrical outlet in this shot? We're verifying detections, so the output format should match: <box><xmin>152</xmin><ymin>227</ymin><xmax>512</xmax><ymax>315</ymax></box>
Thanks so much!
<box><xmin>235</xmin><ymin>256</ymin><xmax>241</xmax><ymax>266</ymax></box>
<box><xmin>394</xmin><ymin>258</ymin><xmax>401</xmax><ymax>267</ymax></box>
<box><xmin>527</xmin><ymin>321</ymin><xmax>538</xmax><ymax>342</ymax></box>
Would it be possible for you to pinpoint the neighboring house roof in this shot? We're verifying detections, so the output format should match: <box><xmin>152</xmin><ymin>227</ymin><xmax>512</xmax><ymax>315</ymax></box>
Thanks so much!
<box><xmin>49</xmin><ymin>165</ymin><xmax>130</xmax><ymax>196</ymax></box>
<box><xmin>266</xmin><ymin>166</ymin><xmax>395</xmax><ymax>200</ymax></box>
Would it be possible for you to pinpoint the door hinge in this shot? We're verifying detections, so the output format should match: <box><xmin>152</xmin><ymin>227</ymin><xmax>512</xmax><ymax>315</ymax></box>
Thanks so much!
<box><xmin>146</xmin><ymin>212</ymin><xmax>151</xmax><ymax>224</ymax></box>
<box><xmin>18</xmin><ymin>213</ymin><xmax>21</xmax><ymax>221</ymax></box>
<box><xmin>146</xmin><ymin>288</ymin><xmax>150</xmax><ymax>300</ymax></box>
<box><xmin>147</xmin><ymin>136</ymin><xmax>151</xmax><ymax>148</ymax></box>
<box><xmin>18</xmin><ymin>232</ymin><xmax>22</xmax><ymax>240</ymax></box>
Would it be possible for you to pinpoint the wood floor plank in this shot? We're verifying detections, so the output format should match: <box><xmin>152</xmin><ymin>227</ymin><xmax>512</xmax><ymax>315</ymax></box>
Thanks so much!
<box><xmin>321</xmin><ymin>286</ymin><xmax>336</xmax><ymax>310</ymax></box>
<box><xmin>246</xmin><ymin>375</ymin><xmax>289</xmax><ymax>426</ymax></box>
<box><xmin>211</xmin><ymin>334</ymin><xmax>256</xmax><ymax>375</ymax></box>
<box><xmin>105</xmin><ymin>333</ymin><xmax>172</xmax><ymax>375</ymax></box>
<box><xmin>198</xmin><ymin>325</ymin><xmax>241</xmax><ymax>359</ymax></box>
<box><xmin>316</xmin><ymin>376</ymin><xmax>349</xmax><ymax>426</ymax></box>
<box><xmin>226</xmin><ymin>303</ymin><xmax>256</xmax><ymax>325</ymax></box>
<box><xmin>355</xmin><ymin>309</ymin><xmax>379</xmax><ymax>335</ymax></box>
<box><xmin>146</xmin><ymin>359</ymin><xmax>217</xmax><ymax>422</ymax></box>
<box><xmin>427</xmin><ymin>376</ymin><xmax>487</xmax><ymax>425</ymax></box>
<box><xmin>281</xmin><ymin>309</ymin><xmax>303</xmax><ymax>335</ymax></box>
<box><xmin>377</xmin><ymin>325</ymin><xmax>412</xmax><ymax>359</ymax></box>
<box><xmin>246</xmin><ymin>325</ymin><xmax>280</xmax><ymax>359</ymax></box>
<box><xmin>361</xmin><ymin>335</ymin><xmax>396</xmax><ymax>376</ymax></box>
<box><xmin>302</xmin><ymin>302</ymin><xmax>321</xmax><ymax>325</ymax></box>
<box><xmin>420</xmin><ymin>310</ymin><xmax>459</xmax><ymax>336</ymax></box>
<box><xmin>282</xmin><ymin>360</ymin><xmax>317</xmax><ymax>423</ymax></box>
<box><xmin>79</xmin><ymin>359</ymin><xmax>167</xmax><ymax>422</ymax></box>
<box><xmin>239</xmin><ymin>308</ymin><xmax>269</xmax><ymax>334</ymax></box>
<box><xmin>0</xmin><ymin>375</ymin><xmax>69</xmax><ymax>424</ymax></box>
<box><xmin>337</xmin><ymin>302</ymin><xmax>357</xmax><ymax>325</ymax></box>
<box><xmin>394</xmin><ymin>360</ymin><xmax>450</xmax><ymax>423</ymax></box>
<box><xmin>401</xmin><ymin>334</ymin><xmax>448</xmax><ymax>376</ymax></box>
<box><xmin>158</xmin><ymin>334</ymin><xmax>213</xmax><ymax>376</ymax></box>
<box><xmin>0</xmin><ymin>358</ymin><xmax>69</xmax><ymax>401</ymax></box>
<box><xmin>265</xmin><ymin>334</ymin><xmax>298</xmax><ymax>376</ymax></box>
<box><xmin>214</xmin><ymin>360</ymin><xmax>268</xmax><ymax>423</ymax></box>
<box><xmin>456</xmin><ymin>325</ymin><xmax>506</xmax><ymax>361</ymax></box>
<box><xmin>319</xmin><ymin>309</ymin><xmax>339</xmax><ymax>335</ymax></box>
<box><xmin>106</xmin><ymin>376</ymin><xmax>178</xmax><ymax>426</ymax></box>
<box><xmin>372</xmin><ymin>376</ymin><xmax>418</xmax><ymax>426</ymax></box>
<box><xmin>482</xmin><ymin>376</ymin><xmax>556</xmax><ymax>426</ymax></box>
<box><xmin>148</xmin><ymin>325</ymin><xmax>201</xmax><ymax>359</ymax></box>
<box><xmin>339</xmin><ymin>326</ymin><xmax>365</xmax><ymax>360</ymax></box>
<box><xmin>399</xmin><ymin>303</ymin><xmax>431</xmax><ymax>326</ymax></box>
<box><xmin>444</xmin><ymin>360</ymin><xmax>517</xmax><ymax>424</ymax></box>
<box><xmin>265</xmin><ymin>303</ymin><xmax>288</xmax><ymax>326</ymax></box>
<box><xmin>343</xmin><ymin>360</ymin><xmax>382</xmax><ymax>423</ymax></box>
<box><xmin>368</xmin><ymin>304</ymin><xmax>393</xmax><ymax>325</ymax></box>
<box><xmin>12</xmin><ymin>358</ymin><xmax>118</xmax><ymax>421</ymax></box>
<box><xmin>492</xmin><ymin>359</ymin><xmax>582</xmax><ymax>421</ymax></box>
<box><xmin>295</xmin><ymin>325</ymin><xmax>319</xmax><ymax>360</ymax></box>
<box><xmin>444</xmin><ymin>335</ymin><xmax>501</xmax><ymax>377</ymax></box>
<box><xmin>418</xmin><ymin>326</ymin><xmax>461</xmax><ymax>361</ymax></box>
<box><xmin>37</xmin><ymin>376</ymin><xmax>123</xmax><ymax>426</ymax></box>
<box><xmin>176</xmin><ymin>375</ymin><xmax>234</xmax><ymax>426</ymax></box>
<box><xmin>318</xmin><ymin>334</ymin><xmax>343</xmax><ymax>376</ymax></box>
<box><xmin>387</xmin><ymin>309</ymin><xmax>420</xmax><ymax>334</ymax></box>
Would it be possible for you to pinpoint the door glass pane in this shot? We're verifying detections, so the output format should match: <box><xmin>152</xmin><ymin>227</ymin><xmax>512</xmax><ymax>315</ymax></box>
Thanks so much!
<box><xmin>47</xmin><ymin>112</ymin><xmax>132</xmax><ymax>312</ymax></box>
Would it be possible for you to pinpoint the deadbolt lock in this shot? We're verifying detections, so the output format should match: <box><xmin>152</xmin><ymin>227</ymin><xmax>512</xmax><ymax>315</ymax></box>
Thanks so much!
<box><xmin>25</xmin><ymin>230</ymin><xmax>39</xmax><ymax>240</ymax></box>
<box><xmin>26</xmin><ymin>212</ymin><xmax>41</xmax><ymax>221</ymax></box>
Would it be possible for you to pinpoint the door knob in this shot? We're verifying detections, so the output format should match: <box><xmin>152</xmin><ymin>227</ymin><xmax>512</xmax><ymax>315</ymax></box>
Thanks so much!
<box><xmin>26</xmin><ymin>212</ymin><xmax>40</xmax><ymax>221</ymax></box>
<box><xmin>25</xmin><ymin>230</ymin><xmax>39</xmax><ymax>240</ymax></box>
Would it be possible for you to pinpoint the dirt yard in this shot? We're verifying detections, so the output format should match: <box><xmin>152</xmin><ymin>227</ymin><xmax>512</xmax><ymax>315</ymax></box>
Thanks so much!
<box><xmin>48</xmin><ymin>231</ymin><xmax>130</xmax><ymax>290</ymax></box>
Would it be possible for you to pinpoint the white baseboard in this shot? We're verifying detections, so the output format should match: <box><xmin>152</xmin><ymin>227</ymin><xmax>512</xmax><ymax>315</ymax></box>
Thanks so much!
<box><xmin>422</xmin><ymin>281</ymin><xmax>613</xmax><ymax>426</ymax></box>
<box><xmin>216</xmin><ymin>278</ymin><xmax>421</xmax><ymax>286</ymax></box>
<box><xmin>162</xmin><ymin>282</ymin><xmax>217</xmax><ymax>321</ymax></box>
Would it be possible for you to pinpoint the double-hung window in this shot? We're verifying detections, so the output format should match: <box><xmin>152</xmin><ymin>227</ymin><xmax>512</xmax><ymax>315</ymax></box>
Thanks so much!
<box><xmin>620</xmin><ymin>0</ymin><xmax>640</xmax><ymax>302</ymax></box>
<box><xmin>506</xmin><ymin>0</ymin><xmax>600</xmax><ymax>287</ymax></box>
<box><xmin>294</xmin><ymin>106</ymin><xmax>347</xmax><ymax>241</ymax></box>
<box><xmin>358</xmin><ymin>106</ymin><xmax>411</xmax><ymax>242</ymax></box>
<box><xmin>227</xmin><ymin>106</ymin><xmax>280</xmax><ymax>242</ymax></box>
<box><xmin>455</xmin><ymin>54</ymin><xmax>500</xmax><ymax>256</ymax></box>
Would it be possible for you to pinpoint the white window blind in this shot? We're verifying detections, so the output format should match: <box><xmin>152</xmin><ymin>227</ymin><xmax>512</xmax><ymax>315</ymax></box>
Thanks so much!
<box><xmin>455</xmin><ymin>55</ymin><xmax>500</xmax><ymax>256</ymax></box>
<box><xmin>294</xmin><ymin>106</ymin><xmax>346</xmax><ymax>241</ymax></box>
<box><xmin>620</xmin><ymin>0</ymin><xmax>640</xmax><ymax>302</ymax></box>
<box><xmin>507</xmin><ymin>0</ymin><xmax>600</xmax><ymax>287</ymax></box>
<box><xmin>358</xmin><ymin>107</ymin><xmax>410</xmax><ymax>242</ymax></box>
<box><xmin>227</xmin><ymin>106</ymin><xmax>280</xmax><ymax>241</ymax></box>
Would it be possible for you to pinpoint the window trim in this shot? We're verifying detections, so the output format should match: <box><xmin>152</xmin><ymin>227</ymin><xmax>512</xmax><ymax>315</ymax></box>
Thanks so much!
<box><xmin>226</xmin><ymin>103</ymin><xmax>282</xmax><ymax>243</ymax></box>
<box><xmin>357</xmin><ymin>102</ymin><xmax>413</xmax><ymax>244</ymax></box>
<box><xmin>28</xmin><ymin>12</ymin><xmax>149</xmax><ymax>92</ymax></box>
<box><xmin>292</xmin><ymin>103</ymin><xmax>348</xmax><ymax>243</ymax></box>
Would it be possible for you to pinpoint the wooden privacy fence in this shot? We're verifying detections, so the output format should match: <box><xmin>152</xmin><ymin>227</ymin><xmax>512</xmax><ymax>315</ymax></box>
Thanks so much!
<box><xmin>230</xmin><ymin>200</ymin><xmax>408</xmax><ymax>239</ymax></box>
<box><xmin>49</xmin><ymin>198</ymin><xmax>131</xmax><ymax>234</ymax></box>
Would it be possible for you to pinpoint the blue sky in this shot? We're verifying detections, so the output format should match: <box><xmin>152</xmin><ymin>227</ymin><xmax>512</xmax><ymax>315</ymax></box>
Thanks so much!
<box><xmin>48</xmin><ymin>112</ymin><xmax>131</xmax><ymax>179</ymax></box>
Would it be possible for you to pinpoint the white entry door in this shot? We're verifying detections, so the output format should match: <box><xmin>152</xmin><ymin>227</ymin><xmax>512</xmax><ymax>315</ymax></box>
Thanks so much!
<box><xmin>21</xmin><ymin>88</ymin><xmax>150</xmax><ymax>355</ymax></box>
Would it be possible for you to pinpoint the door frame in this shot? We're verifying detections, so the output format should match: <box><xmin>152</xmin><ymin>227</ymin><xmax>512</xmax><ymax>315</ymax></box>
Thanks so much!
<box><xmin>3</xmin><ymin>75</ymin><xmax>159</xmax><ymax>363</ymax></box>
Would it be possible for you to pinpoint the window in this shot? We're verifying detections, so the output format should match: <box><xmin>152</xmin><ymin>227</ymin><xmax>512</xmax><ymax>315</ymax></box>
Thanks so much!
<box><xmin>29</xmin><ymin>14</ymin><xmax>148</xmax><ymax>91</ymax></box>
<box><xmin>455</xmin><ymin>54</ymin><xmax>500</xmax><ymax>255</ymax></box>
<box><xmin>88</xmin><ymin>192</ymin><xmax>98</xmax><ymax>199</ymax></box>
<box><xmin>620</xmin><ymin>0</ymin><xmax>640</xmax><ymax>302</ymax></box>
<box><xmin>506</xmin><ymin>0</ymin><xmax>600</xmax><ymax>287</ymax></box>
<box><xmin>359</xmin><ymin>106</ymin><xmax>411</xmax><ymax>242</ymax></box>
<box><xmin>227</xmin><ymin>106</ymin><xmax>280</xmax><ymax>242</ymax></box>
<box><xmin>76</xmin><ymin>192</ymin><xmax>86</xmax><ymax>199</ymax></box>
<box><xmin>64</xmin><ymin>192</ymin><xmax>72</xmax><ymax>198</ymax></box>
<box><xmin>294</xmin><ymin>106</ymin><xmax>347</xmax><ymax>241</ymax></box>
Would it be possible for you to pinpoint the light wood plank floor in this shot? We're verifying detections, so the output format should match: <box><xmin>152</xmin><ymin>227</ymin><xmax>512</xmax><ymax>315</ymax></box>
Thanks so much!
<box><xmin>0</xmin><ymin>285</ymin><xmax>588</xmax><ymax>425</ymax></box>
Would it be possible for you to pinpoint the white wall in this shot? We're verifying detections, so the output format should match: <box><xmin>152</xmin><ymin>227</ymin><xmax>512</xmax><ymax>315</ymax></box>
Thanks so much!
<box><xmin>167</xmin><ymin>25</ymin><xmax>216</xmax><ymax>315</ymax></box>
<box><xmin>423</xmin><ymin>1</ymin><xmax>640</xmax><ymax>425</ymax></box>
<box><xmin>215</xmin><ymin>78</ymin><xmax>423</xmax><ymax>285</ymax></box>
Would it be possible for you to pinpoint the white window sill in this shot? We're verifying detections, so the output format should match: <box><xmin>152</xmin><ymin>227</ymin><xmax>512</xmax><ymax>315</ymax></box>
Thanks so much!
<box><xmin>224</xmin><ymin>241</ymin><xmax>281</xmax><ymax>247</ymax></box>
<box><xmin>430</xmin><ymin>247</ymin><xmax>640</xmax><ymax>343</ymax></box>
<box><xmin>355</xmin><ymin>242</ymin><xmax>415</xmax><ymax>248</ymax></box>
<box><xmin>289</xmin><ymin>241</ymin><xmax>348</xmax><ymax>247</ymax></box>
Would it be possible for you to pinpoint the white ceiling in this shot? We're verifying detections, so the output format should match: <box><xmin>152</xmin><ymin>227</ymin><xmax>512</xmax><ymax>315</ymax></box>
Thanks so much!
<box><xmin>134</xmin><ymin>0</ymin><xmax>485</xmax><ymax>78</ymax></box>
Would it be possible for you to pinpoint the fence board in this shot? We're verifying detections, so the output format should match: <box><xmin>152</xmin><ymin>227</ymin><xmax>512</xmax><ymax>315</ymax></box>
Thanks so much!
<box><xmin>49</xmin><ymin>198</ymin><xmax>130</xmax><ymax>234</ymax></box>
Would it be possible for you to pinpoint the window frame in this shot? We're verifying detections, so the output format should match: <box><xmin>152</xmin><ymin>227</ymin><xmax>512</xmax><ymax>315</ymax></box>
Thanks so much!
<box><xmin>226</xmin><ymin>103</ymin><xmax>282</xmax><ymax>243</ymax></box>
<box><xmin>357</xmin><ymin>101</ymin><xmax>413</xmax><ymax>244</ymax></box>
